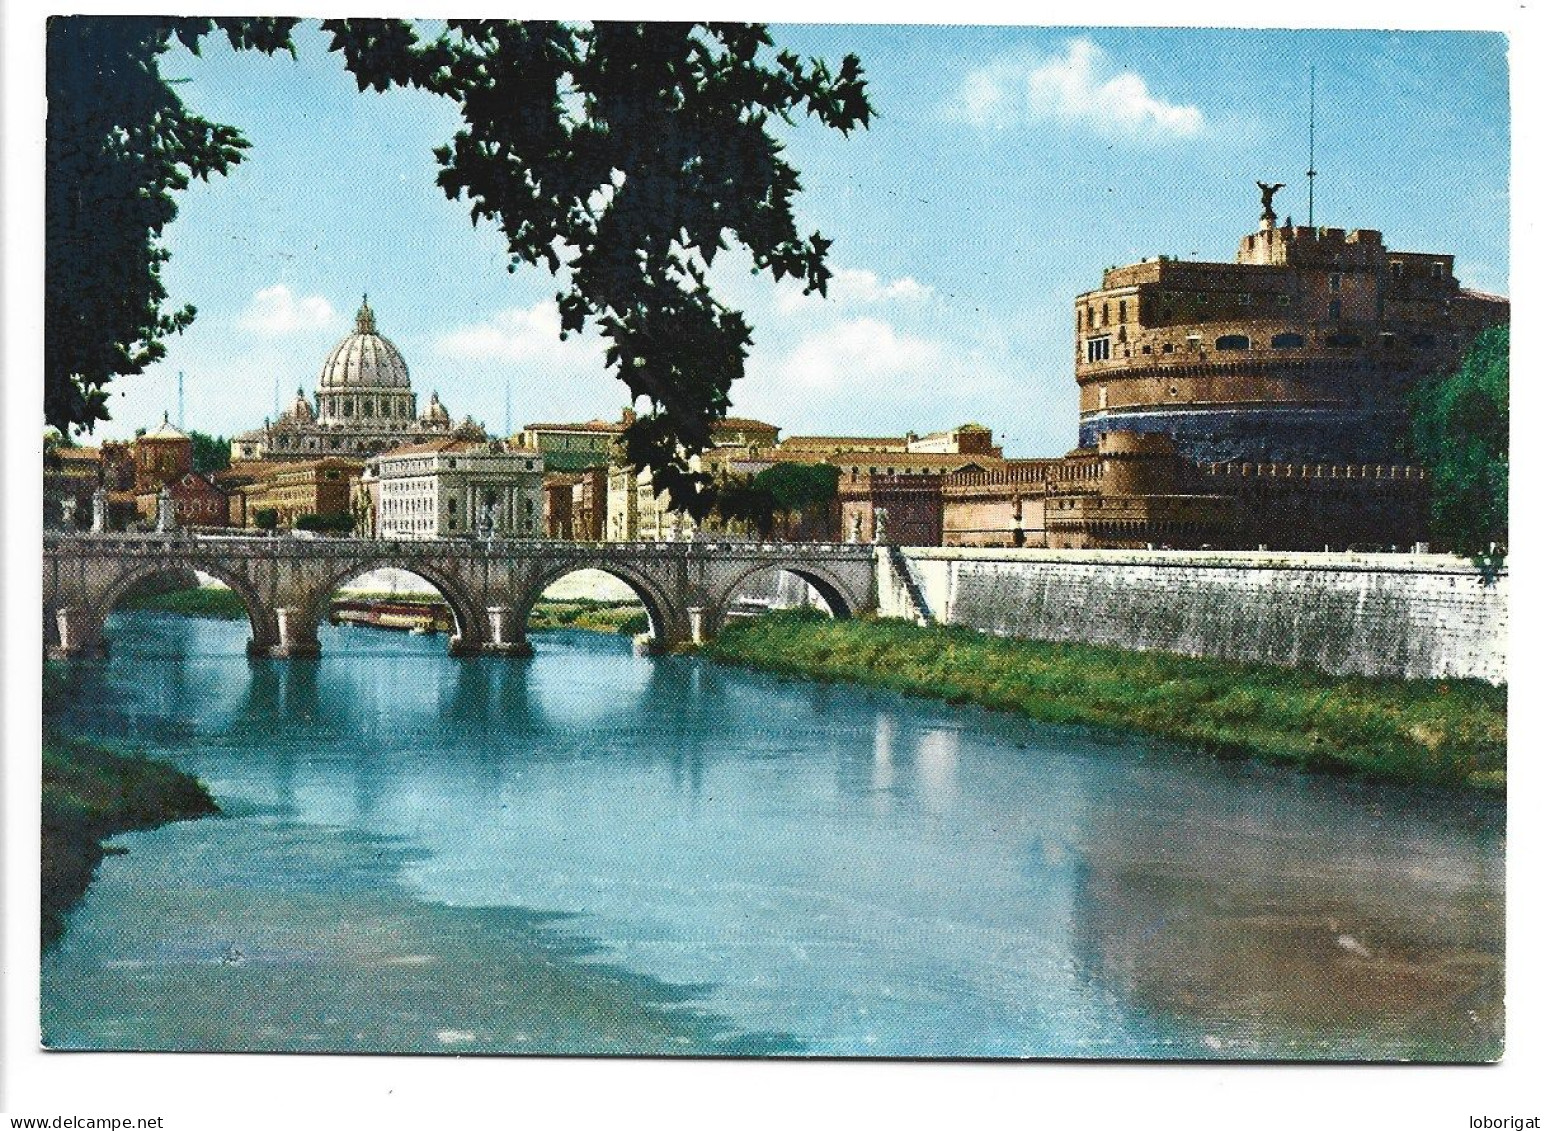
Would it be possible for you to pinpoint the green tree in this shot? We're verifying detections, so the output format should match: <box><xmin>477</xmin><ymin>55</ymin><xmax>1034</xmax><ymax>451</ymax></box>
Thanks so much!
<box><xmin>1410</xmin><ymin>325</ymin><xmax>1508</xmax><ymax>573</ymax></box>
<box><xmin>753</xmin><ymin>461</ymin><xmax>839</xmax><ymax>512</ymax></box>
<box><xmin>295</xmin><ymin>512</ymin><xmax>354</xmax><ymax>534</ymax></box>
<box><xmin>45</xmin><ymin>17</ymin><xmax>298</xmax><ymax>435</ymax></box>
<box><xmin>48</xmin><ymin>18</ymin><xmax>872</xmax><ymax>524</ymax></box>
<box><xmin>252</xmin><ymin>508</ymin><xmax>279</xmax><ymax>531</ymax></box>
<box><xmin>188</xmin><ymin>430</ymin><xmax>230</xmax><ymax>473</ymax></box>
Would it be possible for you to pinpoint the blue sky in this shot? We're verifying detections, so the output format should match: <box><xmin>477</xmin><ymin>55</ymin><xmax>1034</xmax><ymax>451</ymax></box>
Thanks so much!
<box><xmin>98</xmin><ymin>23</ymin><xmax>1509</xmax><ymax>456</ymax></box>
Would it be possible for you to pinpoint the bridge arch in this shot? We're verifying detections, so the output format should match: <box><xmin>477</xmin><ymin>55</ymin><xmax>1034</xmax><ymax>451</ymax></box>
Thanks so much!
<box><xmin>80</xmin><ymin>560</ymin><xmax>276</xmax><ymax>657</ymax></box>
<box><xmin>298</xmin><ymin>558</ymin><xmax>489</xmax><ymax>657</ymax></box>
<box><xmin>707</xmin><ymin>561</ymin><xmax>860</xmax><ymax>636</ymax></box>
<box><xmin>516</xmin><ymin>560</ymin><xmax>683</xmax><ymax>651</ymax></box>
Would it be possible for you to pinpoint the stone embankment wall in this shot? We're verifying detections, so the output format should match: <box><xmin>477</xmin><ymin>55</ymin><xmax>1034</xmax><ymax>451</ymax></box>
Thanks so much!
<box><xmin>878</xmin><ymin>548</ymin><xmax>1507</xmax><ymax>684</ymax></box>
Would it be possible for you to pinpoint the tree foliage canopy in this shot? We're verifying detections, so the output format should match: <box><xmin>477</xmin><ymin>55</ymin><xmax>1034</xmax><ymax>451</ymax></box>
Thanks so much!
<box><xmin>45</xmin><ymin>17</ymin><xmax>298</xmax><ymax>434</ymax></box>
<box><xmin>188</xmin><ymin>429</ymin><xmax>230</xmax><ymax>473</ymax></box>
<box><xmin>1409</xmin><ymin>325</ymin><xmax>1508</xmax><ymax>566</ymax></box>
<box><xmin>752</xmin><ymin>461</ymin><xmax>839</xmax><ymax>512</ymax></box>
<box><xmin>47</xmin><ymin>18</ymin><xmax>871</xmax><ymax>521</ymax></box>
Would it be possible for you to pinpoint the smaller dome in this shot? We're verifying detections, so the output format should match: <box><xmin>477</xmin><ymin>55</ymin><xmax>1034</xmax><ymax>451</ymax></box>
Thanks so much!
<box><xmin>420</xmin><ymin>391</ymin><xmax>450</xmax><ymax>424</ymax></box>
<box><xmin>281</xmin><ymin>387</ymin><xmax>316</xmax><ymax>424</ymax></box>
<box><xmin>142</xmin><ymin>411</ymin><xmax>187</xmax><ymax>442</ymax></box>
<box><xmin>452</xmin><ymin>415</ymin><xmax>488</xmax><ymax>440</ymax></box>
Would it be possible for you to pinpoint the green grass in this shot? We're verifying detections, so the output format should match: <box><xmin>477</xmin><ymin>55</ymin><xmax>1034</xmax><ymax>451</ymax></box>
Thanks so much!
<box><xmin>123</xmin><ymin>587</ymin><xmax>649</xmax><ymax>636</ymax></box>
<box><xmin>42</xmin><ymin>667</ymin><xmax>219</xmax><ymax>948</ymax></box>
<box><xmin>119</xmin><ymin>586</ymin><xmax>248</xmax><ymax>618</ymax></box>
<box><xmin>706</xmin><ymin>611</ymin><xmax>1507</xmax><ymax>790</ymax></box>
<box><xmin>528</xmin><ymin>599</ymin><xmax>650</xmax><ymax>636</ymax></box>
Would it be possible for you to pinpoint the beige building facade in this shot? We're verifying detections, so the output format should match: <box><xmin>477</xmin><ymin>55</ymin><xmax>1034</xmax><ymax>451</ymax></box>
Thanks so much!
<box><xmin>366</xmin><ymin>439</ymin><xmax>545</xmax><ymax>540</ymax></box>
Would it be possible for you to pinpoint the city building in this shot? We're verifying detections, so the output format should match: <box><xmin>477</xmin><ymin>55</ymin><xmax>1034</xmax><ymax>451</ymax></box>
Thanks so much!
<box><xmin>776</xmin><ymin>425</ymin><xmax>999</xmax><ymax>460</ymax></box>
<box><xmin>1074</xmin><ymin>191</ymin><xmax>1510</xmax><ymax>464</ymax></box>
<box><xmin>133</xmin><ymin>414</ymin><xmax>193</xmax><ymax>492</ymax></box>
<box><xmin>838</xmin><ymin>472</ymin><xmax>949</xmax><ymax>547</ymax></box>
<box><xmin>711</xmin><ymin>416</ymin><xmax>782</xmax><ymax>450</ymax></box>
<box><xmin>229</xmin><ymin>298</ymin><xmax>483</xmax><ymax>462</ymax></box>
<box><xmin>135</xmin><ymin>471</ymin><xmax>230</xmax><ymax>529</ymax></box>
<box><xmin>1041</xmin><ymin>431</ymin><xmax>1428</xmax><ymax>551</ymax></box>
<box><xmin>365</xmin><ymin>438</ymin><xmax>544</xmax><ymax>540</ymax></box>
<box><xmin>518</xmin><ymin>414</ymin><xmax>630</xmax><ymax>472</ymax></box>
<box><xmin>942</xmin><ymin>461</ymin><xmax>1058</xmax><ymax>546</ymax></box>
<box><xmin>543</xmin><ymin>468</ymin><xmax>607</xmax><ymax>540</ymax></box>
<box><xmin>778</xmin><ymin>434</ymin><xmax>911</xmax><ymax>457</ymax></box>
<box><xmin>227</xmin><ymin>457</ymin><xmax>363</xmax><ymax>529</ymax></box>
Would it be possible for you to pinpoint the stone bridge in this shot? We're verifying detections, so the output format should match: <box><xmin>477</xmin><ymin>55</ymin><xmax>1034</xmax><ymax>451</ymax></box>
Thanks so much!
<box><xmin>43</xmin><ymin>534</ymin><xmax>878</xmax><ymax>659</ymax></box>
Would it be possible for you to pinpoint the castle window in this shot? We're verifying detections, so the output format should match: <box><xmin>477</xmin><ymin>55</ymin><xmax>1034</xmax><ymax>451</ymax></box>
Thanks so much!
<box><xmin>1238</xmin><ymin>293</ymin><xmax>1251</xmax><ymax>305</ymax></box>
<box><xmin>1277</xmin><ymin>295</ymin><xmax>1290</xmax><ymax>306</ymax></box>
<box><xmin>1168</xmin><ymin>385</ymin><xmax>1179</xmax><ymax>396</ymax></box>
<box><xmin>1214</xmin><ymin>334</ymin><xmax>1250</xmax><ymax>351</ymax></box>
<box><xmin>1142</xmin><ymin>345</ymin><xmax>1152</xmax><ymax>354</ymax></box>
<box><xmin>342</xmin><ymin>401</ymin><xmax>353</xmax><ymax>417</ymax></box>
<box><xmin>1118</xmin><ymin>300</ymin><xmax>1127</xmax><ymax>322</ymax></box>
<box><xmin>1326</xmin><ymin>332</ymin><xmax>1363</xmax><ymax>348</ymax></box>
<box><xmin>1329</xmin><ymin>273</ymin><xmax>1342</xmax><ymax>292</ymax></box>
<box><xmin>1270</xmin><ymin>332</ymin><xmax>1305</xmax><ymax>349</ymax></box>
<box><xmin>1328</xmin><ymin>298</ymin><xmax>1342</xmax><ymax>320</ymax></box>
<box><xmin>1431</xmin><ymin>261</ymin><xmax>1445</xmax><ymax>279</ymax></box>
<box><xmin>1101</xmin><ymin>303</ymin><xmax>1109</xmax><ymax>326</ymax></box>
<box><xmin>1162</xmin><ymin>343</ymin><xmax>1174</xmax><ymax>354</ymax></box>
<box><xmin>1085</xmin><ymin>337</ymin><xmax>1111</xmax><ymax>363</ymax></box>
<box><xmin>1391</xmin><ymin>262</ymin><xmax>1404</xmax><ymax>281</ymax></box>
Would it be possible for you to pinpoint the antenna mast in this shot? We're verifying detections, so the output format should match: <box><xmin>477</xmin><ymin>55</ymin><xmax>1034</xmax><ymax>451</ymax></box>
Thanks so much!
<box><xmin>504</xmin><ymin>375</ymin><xmax>512</xmax><ymax>437</ymax></box>
<box><xmin>1306</xmin><ymin>65</ymin><xmax>1317</xmax><ymax>228</ymax></box>
<box><xmin>177</xmin><ymin>370</ymin><xmax>186</xmax><ymax>430</ymax></box>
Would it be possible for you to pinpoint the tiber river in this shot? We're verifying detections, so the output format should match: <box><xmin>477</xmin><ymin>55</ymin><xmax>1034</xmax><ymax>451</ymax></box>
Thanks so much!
<box><xmin>43</xmin><ymin>606</ymin><xmax>1504</xmax><ymax>1060</ymax></box>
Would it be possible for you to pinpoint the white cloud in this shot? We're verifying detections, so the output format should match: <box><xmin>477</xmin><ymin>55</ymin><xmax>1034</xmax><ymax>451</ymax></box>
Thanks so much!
<box><xmin>774</xmin><ymin>268</ymin><xmax>934</xmax><ymax>315</ymax></box>
<box><xmin>775</xmin><ymin>317</ymin><xmax>946</xmax><ymax>391</ymax></box>
<box><xmin>953</xmin><ymin>38</ymin><xmax>1203</xmax><ymax>139</ymax></box>
<box><xmin>436</xmin><ymin>300</ymin><xmax>604</xmax><ymax>366</ymax></box>
<box><xmin>238</xmin><ymin>285</ymin><xmax>338</xmax><ymax>335</ymax></box>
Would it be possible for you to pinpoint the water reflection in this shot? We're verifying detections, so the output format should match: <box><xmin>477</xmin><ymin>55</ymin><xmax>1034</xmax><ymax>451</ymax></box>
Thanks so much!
<box><xmin>48</xmin><ymin>615</ymin><xmax>1504</xmax><ymax>1060</ymax></box>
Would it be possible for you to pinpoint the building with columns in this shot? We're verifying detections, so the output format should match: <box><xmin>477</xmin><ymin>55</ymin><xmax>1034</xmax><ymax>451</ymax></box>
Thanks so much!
<box><xmin>230</xmin><ymin>297</ymin><xmax>483</xmax><ymax>462</ymax></box>
<box><xmin>361</xmin><ymin>438</ymin><xmax>545</xmax><ymax>540</ymax></box>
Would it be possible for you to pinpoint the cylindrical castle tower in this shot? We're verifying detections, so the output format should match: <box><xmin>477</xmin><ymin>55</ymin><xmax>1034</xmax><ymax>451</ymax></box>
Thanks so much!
<box><xmin>1074</xmin><ymin>196</ymin><xmax>1508</xmax><ymax>465</ymax></box>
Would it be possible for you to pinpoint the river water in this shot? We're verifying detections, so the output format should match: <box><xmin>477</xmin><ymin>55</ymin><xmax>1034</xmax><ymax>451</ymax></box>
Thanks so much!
<box><xmin>42</xmin><ymin>612</ymin><xmax>1505</xmax><ymax>1059</ymax></box>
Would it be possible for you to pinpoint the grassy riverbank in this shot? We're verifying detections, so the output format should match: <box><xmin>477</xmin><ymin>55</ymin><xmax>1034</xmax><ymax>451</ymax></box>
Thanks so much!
<box><xmin>120</xmin><ymin>586</ymin><xmax>248</xmax><ymax>618</ymax></box>
<box><xmin>706</xmin><ymin>612</ymin><xmax>1507</xmax><ymax>789</ymax></box>
<box><xmin>42</xmin><ymin>670</ymin><xmax>219</xmax><ymax>947</ymax></box>
<box><xmin>122</xmin><ymin>586</ymin><xmax>649</xmax><ymax>636</ymax></box>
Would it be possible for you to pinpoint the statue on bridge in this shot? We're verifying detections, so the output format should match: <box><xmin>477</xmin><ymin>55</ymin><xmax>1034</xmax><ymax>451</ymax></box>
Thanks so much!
<box><xmin>872</xmin><ymin>507</ymin><xmax>888</xmax><ymax>545</ymax></box>
<box><xmin>155</xmin><ymin>484</ymin><xmax>175</xmax><ymax>533</ymax></box>
<box><xmin>91</xmin><ymin>487</ymin><xmax>106</xmax><ymax>533</ymax></box>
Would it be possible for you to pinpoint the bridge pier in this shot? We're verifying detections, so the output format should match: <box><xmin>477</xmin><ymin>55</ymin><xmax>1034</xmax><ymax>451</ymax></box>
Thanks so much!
<box><xmin>687</xmin><ymin>606</ymin><xmax>711</xmax><ymax>647</ymax></box>
<box><xmin>271</xmin><ymin>606</ymin><xmax>320</xmax><ymax>659</ymax></box>
<box><xmin>482</xmin><ymin>605</ymin><xmax>533</xmax><ymax>658</ymax></box>
<box><xmin>50</xmin><ymin>606</ymin><xmax>106</xmax><ymax>659</ymax></box>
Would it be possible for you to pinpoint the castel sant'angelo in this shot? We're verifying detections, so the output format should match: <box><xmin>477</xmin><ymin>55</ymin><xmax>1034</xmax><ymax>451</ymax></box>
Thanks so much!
<box><xmin>1074</xmin><ymin>183</ymin><xmax>1508</xmax><ymax>466</ymax></box>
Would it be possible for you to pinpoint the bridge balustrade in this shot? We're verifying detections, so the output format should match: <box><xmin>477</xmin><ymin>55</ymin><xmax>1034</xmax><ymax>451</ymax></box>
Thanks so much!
<box><xmin>43</xmin><ymin>534</ymin><xmax>878</xmax><ymax>662</ymax></box>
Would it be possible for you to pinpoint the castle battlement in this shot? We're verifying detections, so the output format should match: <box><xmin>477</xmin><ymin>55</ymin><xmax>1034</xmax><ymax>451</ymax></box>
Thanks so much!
<box><xmin>1202</xmin><ymin>462</ymin><xmax>1427</xmax><ymax>482</ymax></box>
